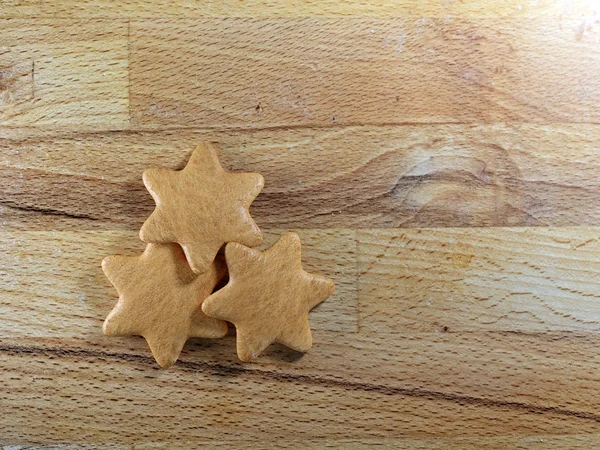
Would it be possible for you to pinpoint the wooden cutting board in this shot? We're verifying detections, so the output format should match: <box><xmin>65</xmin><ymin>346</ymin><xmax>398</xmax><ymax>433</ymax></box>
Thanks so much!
<box><xmin>2</xmin><ymin>1</ymin><xmax>600</xmax><ymax>447</ymax></box>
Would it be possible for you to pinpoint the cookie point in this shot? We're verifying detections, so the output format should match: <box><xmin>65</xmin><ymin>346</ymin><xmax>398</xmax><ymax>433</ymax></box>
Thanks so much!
<box><xmin>236</xmin><ymin>347</ymin><xmax>255</xmax><ymax>363</ymax></box>
<box><xmin>247</xmin><ymin>229</ymin><xmax>264</xmax><ymax>247</ymax></box>
<box><xmin>325</xmin><ymin>278</ymin><xmax>336</xmax><ymax>295</ymax></box>
<box><xmin>138</xmin><ymin>222</ymin><xmax>161</xmax><ymax>245</ymax></box>
<box><xmin>188</xmin><ymin>255</ymin><xmax>209</xmax><ymax>274</ymax></box>
<box><xmin>190</xmin><ymin>263</ymin><xmax>206</xmax><ymax>274</ymax></box>
<box><xmin>256</xmin><ymin>172</ymin><xmax>265</xmax><ymax>189</ymax></box>
<box><xmin>102</xmin><ymin>317</ymin><xmax>117</xmax><ymax>336</ymax></box>
<box><xmin>225</xmin><ymin>241</ymin><xmax>246</xmax><ymax>253</ymax></box>
<box><xmin>154</xmin><ymin>354</ymin><xmax>177</xmax><ymax>369</ymax></box>
<box><xmin>200</xmin><ymin>298</ymin><xmax>215</xmax><ymax>316</ymax></box>
<box><xmin>190</xmin><ymin>142</ymin><xmax>221</xmax><ymax>168</ymax></box>
<box><xmin>138</xmin><ymin>224</ymin><xmax>149</xmax><ymax>242</ymax></box>
<box><xmin>284</xmin><ymin>231</ymin><xmax>301</xmax><ymax>243</ymax></box>
<box><xmin>141</xmin><ymin>168</ymin><xmax>159</xmax><ymax>188</ymax></box>
<box><xmin>296</xmin><ymin>339</ymin><xmax>313</xmax><ymax>353</ymax></box>
<box><xmin>101</xmin><ymin>255</ymin><xmax>113</xmax><ymax>272</ymax></box>
<box><xmin>277</xmin><ymin>232</ymin><xmax>302</xmax><ymax>253</ymax></box>
<box><xmin>209</xmin><ymin>321</ymin><xmax>229</xmax><ymax>338</ymax></box>
<box><xmin>195</xmin><ymin>141</ymin><xmax>216</xmax><ymax>152</ymax></box>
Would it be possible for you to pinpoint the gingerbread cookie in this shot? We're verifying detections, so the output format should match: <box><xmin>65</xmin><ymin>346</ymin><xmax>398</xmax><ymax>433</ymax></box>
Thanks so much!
<box><xmin>140</xmin><ymin>143</ymin><xmax>264</xmax><ymax>274</ymax></box>
<box><xmin>202</xmin><ymin>232</ymin><xmax>335</xmax><ymax>362</ymax></box>
<box><xmin>102</xmin><ymin>243</ymin><xmax>228</xmax><ymax>367</ymax></box>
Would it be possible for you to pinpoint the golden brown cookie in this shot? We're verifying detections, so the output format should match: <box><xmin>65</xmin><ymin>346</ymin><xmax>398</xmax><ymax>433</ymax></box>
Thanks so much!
<box><xmin>102</xmin><ymin>243</ymin><xmax>228</xmax><ymax>368</ymax></box>
<box><xmin>140</xmin><ymin>142</ymin><xmax>264</xmax><ymax>274</ymax></box>
<box><xmin>202</xmin><ymin>232</ymin><xmax>335</xmax><ymax>362</ymax></box>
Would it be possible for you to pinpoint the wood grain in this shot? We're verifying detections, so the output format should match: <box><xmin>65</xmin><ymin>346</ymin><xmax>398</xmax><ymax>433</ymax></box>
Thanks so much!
<box><xmin>0</xmin><ymin>19</ymin><xmax>129</xmax><ymax>130</ymax></box>
<box><xmin>3</xmin><ymin>3</ymin><xmax>600</xmax><ymax>447</ymax></box>
<box><xmin>129</xmin><ymin>18</ymin><xmax>600</xmax><ymax>129</ymax></box>
<box><xmin>3</xmin><ymin>343</ymin><xmax>599</xmax><ymax>446</ymax></box>
<box><xmin>1</xmin><ymin>0</ymin><xmax>599</xmax><ymax>18</ymax></box>
<box><xmin>359</xmin><ymin>227</ymin><xmax>600</xmax><ymax>332</ymax></box>
<box><xmin>3</xmin><ymin>230</ymin><xmax>600</xmax><ymax>445</ymax></box>
<box><xmin>0</xmin><ymin>229</ymin><xmax>356</xmax><ymax>338</ymax></box>
<box><xmin>2</xmin><ymin>329</ymin><xmax>600</xmax><ymax>445</ymax></box>
<box><xmin>3</xmin><ymin>124</ymin><xmax>600</xmax><ymax>230</ymax></box>
<box><xmin>3</xmin><ymin>436</ymin><xmax>598</xmax><ymax>450</ymax></box>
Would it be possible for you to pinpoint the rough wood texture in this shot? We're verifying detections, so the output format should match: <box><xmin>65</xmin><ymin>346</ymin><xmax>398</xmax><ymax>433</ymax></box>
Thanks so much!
<box><xmin>3</xmin><ymin>125</ymin><xmax>600</xmax><ymax>229</ymax></box>
<box><xmin>359</xmin><ymin>227</ymin><xmax>600</xmax><ymax>332</ymax></box>
<box><xmin>1</xmin><ymin>0</ymin><xmax>598</xmax><ymax>18</ymax></box>
<box><xmin>0</xmin><ymin>20</ymin><xmax>129</xmax><ymax>129</ymax></box>
<box><xmin>0</xmin><ymin>229</ymin><xmax>356</xmax><ymax>338</ymax></box>
<box><xmin>129</xmin><ymin>19</ymin><xmax>600</xmax><ymax>128</ymax></box>
<box><xmin>3</xmin><ymin>338</ymin><xmax>600</xmax><ymax>444</ymax></box>
<box><xmin>3</xmin><ymin>1</ymin><xmax>600</xmax><ymax>447</ymax></box>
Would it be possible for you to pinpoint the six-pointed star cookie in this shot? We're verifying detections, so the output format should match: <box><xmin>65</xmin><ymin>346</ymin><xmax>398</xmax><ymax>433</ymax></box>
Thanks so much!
<box><xmin>140</xmin><ymin>142</ymin><xmax>264</xmax><ymax>274</ymax></box>
<box><xmin>102</xmin><ymin>243</ymin><xmax>228</xmax><ymax>368</ymax></box>
<box><xmin>202</xmin><ymin>232</ymin><xmax>335</xmax><ymax>362</ymax></box>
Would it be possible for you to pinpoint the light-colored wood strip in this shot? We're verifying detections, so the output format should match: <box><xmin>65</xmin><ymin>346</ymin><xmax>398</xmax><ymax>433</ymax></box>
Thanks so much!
<box><xmin>0</xmin><ymin>19</ymin><xmax>129</xmax><ymax>130</ymax></box>
<box><xmin>359</xmin><ymin>227</ymin><xmax>600</xmax><ymax>333</ymax></box>
<box><xmin>0</xmin><ymin>229</ymin><xmax>357</xmax><ymax>337</ymax></box>
<box><xmin>1</xmin><ymin>0</ymin><xmax>599</xmax><ymax>18</ymax></box>
<box><xmin>3</xmin><ymin>124</ymin><xmax>600</xmax><ymax>230</ymax></box>
<box><xmin>129</xmin><ymin>18</ymin><xmax>600</xmax><ymax>128</ymax></box>
<box><xmin>1</xmin><ymin>340</ymin><xmax>598</xmax><ymax>445</ymax></box>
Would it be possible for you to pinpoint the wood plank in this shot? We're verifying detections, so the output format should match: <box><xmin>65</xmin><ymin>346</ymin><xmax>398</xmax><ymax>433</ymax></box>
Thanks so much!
<box><xmin>3</xmin><ymin>7</ymin><xmax>600</xmax><ymax>448</ymax></box>
<box><xmin>359</xmin><ymin>227</ymin><xmax>600</xmax><ymax>333</ymax></box>
<box><xmin>3</xmin><ymin>124</ymin><xmax>600</xmax><ymax>230</ymax></box>
<box><xmin>137</xmin><ymin>435</ymin><xmax>600</xmax><ymax>449</ymax></box>
<box><xmin>2</xmin><ymin>435</ymin><xmax>597</xmax><ymax>449</ymax></box>
<box><xmin>179</xmin><ymin>330</ymin><xmax>600</xmax><ymax>416</ymax></box>
<box><xmin>3</xmin><ymin>329</ymin><xmax>600</xmax><ymax>425</ymax></box>
<box><xmin>0</xmin><ymin>229</ymin><xmax>356</xmax><ymax>337</ymax></box>
<box><xmin>1</xmin><ymin>439</ymin><xmax>597</xmax><ymax>450</ymax></box>
<box><xmin>31</xmin><ymin>436</ymin><xmax>589</xmax><ymax>450</ymax></box>
<box><xmin>1</xmin><ymin>0</ymin><xmax>598</xmax><ymax>19</ymax></box>
<box><xmin>4</xmin><ymin>319</ymin><xmax>600</xmax><ymax>424</ymax></box>
<box><xmin>129</xmin><ymin>18</ymin><xmax>600</xmax><ymax>129</ymax></box>
<box><xmin>4</xmin><ymin>227</ymin><xmax>600</xmax><ymax>422</ymax></box>
<box><xmin>1</xmin><ymin>338</ymin><xmax>599</xmax><ymax>445</ymax></box>
<box><xmin>0</xmin><ymin>19</ymin><xmax>129</xmax><ymax>130</ymax></box>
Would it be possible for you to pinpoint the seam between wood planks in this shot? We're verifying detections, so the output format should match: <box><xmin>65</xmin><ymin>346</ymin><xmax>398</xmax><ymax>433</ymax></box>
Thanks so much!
<box><xmin>127</xmin><ymin>19</ymin><xmax>132</xmax><ymax>128</ymax></box>
<box><xmin>2</xmin><ymin>122</ymin><xmax>600</xmax><ymax>141</ymax></box>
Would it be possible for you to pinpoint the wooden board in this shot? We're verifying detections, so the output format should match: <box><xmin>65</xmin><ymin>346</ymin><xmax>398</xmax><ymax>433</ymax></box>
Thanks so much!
<box><xmin>359</xmin><ymin>227</ymin><xmax>600</xmax><ymax>332</ymax></box>
<box><xmin>4</xmin><ymin>124</ymin><xmax>600</xmax><ymax>229</ymax></box>
<box><xmin>2</xmin><ymin>1</ymin><xmax>600</xmax><ymax>447</ymax></box>
<box><xmin>0</xmin><ymin>19</ymin><xmax>129</xmax><ymax>130</ymax></box>
<box><xmin>128</xmin><ymin>19</ymin><xmax>600</xmax><ymax>128</ymax></box>
<box><xmin>1</xmin><ymin>0</ymin><xmax>598</xmax><ymax>18</ymax></box>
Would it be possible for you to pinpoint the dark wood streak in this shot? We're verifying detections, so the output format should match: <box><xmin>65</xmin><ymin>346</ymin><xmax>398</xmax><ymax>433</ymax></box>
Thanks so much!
<box><xmin>4</xmin><ymin>124</ymin><xmax>600</xmax><ymax>230</ymax></box>
<box><xmin>2</xmin><ymin>343</ymin><xmax>599</xmax><ymax>423</ymax></box>
<box><xmin>0</xmin><ymin>200</ymin><xmax>100</xmax><ymax>221</ymax></box>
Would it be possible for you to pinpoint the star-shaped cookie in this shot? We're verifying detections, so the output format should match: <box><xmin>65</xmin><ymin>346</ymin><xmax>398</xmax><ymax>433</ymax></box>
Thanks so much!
<box><xmin>140</xmin><ymin>142</ymin><xmax>264</xmax><ymax>274</ymax></box>
<box><xmin>202</xmin><ymin>232</ymin><xmax>335</xmax><ymax>362</ymax></box>
<box><xmin>102</xmin><ymin>243</ymin><xmax>228</xmax><ymax>367</ymax></box>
